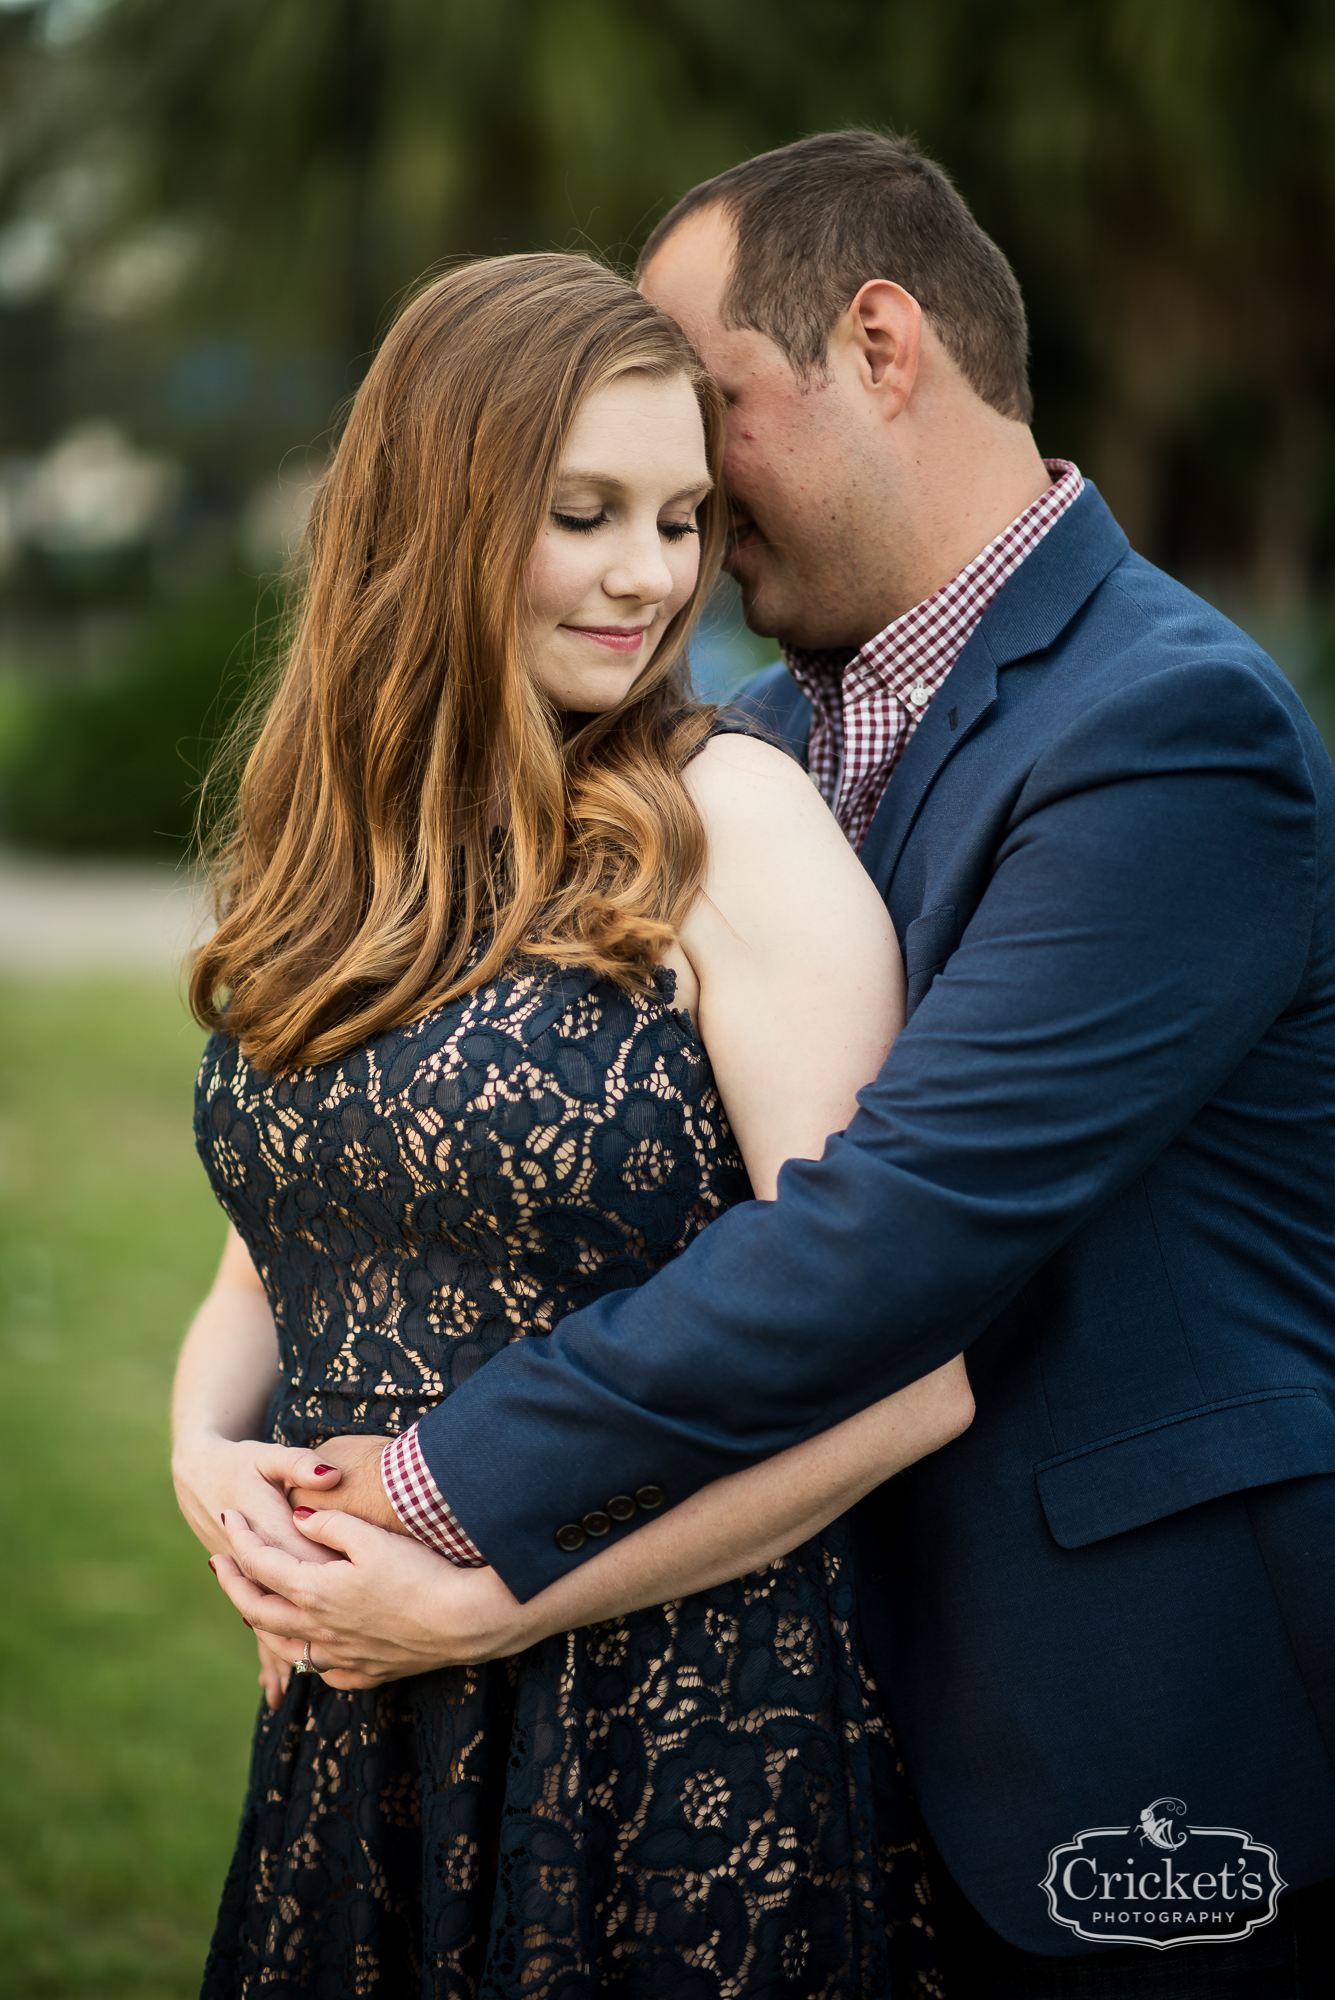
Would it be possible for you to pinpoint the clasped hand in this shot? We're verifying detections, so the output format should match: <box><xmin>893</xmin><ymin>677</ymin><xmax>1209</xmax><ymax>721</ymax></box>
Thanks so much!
<box><xmin>174</xmin><ymin>1427</ymin><xmax>531</xmax><ymax>1703</ymax></box>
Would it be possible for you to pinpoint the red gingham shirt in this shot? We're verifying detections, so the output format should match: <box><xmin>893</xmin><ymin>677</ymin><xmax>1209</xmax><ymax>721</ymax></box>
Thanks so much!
<box><xmin>381</xmin><ymin>1427</ymin><xmax>486</xmax><ymax>1564</ymax></box>
<box><xmin>381</xmin><ymin>459</ymin><xmax>1084</xmax><ymax>1564</ymax></box>
<box><xmin>785</xmin><ymin>461</ymin><xmax>1084</xmax><ymax>849</ymax></box>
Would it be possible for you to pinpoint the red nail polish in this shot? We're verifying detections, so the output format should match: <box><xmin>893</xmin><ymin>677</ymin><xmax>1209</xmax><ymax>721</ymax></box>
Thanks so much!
<box><xmin>292</xmin><ymin>1506</ymin><xmax>315</xmax><ymax>1518</ymax></box>
<box><xmin>207</xmin><ymin>1557</ymin><xmax>217</xmax><ymax>1572</ymax></box>
<box><xmin>313</xmin><ymin>1464</ymin><xmax>336</xmax><ymax>1476</ymax></box>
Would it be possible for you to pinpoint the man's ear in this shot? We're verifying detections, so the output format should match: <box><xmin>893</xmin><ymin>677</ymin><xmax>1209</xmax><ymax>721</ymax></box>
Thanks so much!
<box><xmin>834</xmin><ymin>280</ymin><xmax>923</xmax><ymax>414</ymax></box>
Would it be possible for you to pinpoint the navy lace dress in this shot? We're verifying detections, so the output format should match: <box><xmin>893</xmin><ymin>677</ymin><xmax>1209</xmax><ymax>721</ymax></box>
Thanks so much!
<box><xmin>194</xmin><ymin>955</ymin><xmax>940</xmax><ymax>1998</ymax></box>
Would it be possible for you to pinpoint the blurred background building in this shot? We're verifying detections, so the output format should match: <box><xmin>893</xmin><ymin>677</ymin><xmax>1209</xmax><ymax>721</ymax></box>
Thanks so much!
<box><xmin>0</xmin><ymin>0</ymin><xmax>1333</xmax><ymax>847</ymax></box>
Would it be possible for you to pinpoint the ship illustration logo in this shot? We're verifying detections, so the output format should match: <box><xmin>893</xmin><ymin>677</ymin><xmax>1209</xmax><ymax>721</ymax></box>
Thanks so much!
<box><xmin>1138</xmin><ymin>1798</ymin><xmax>1189</xmax><ymax>1852</ymax></box>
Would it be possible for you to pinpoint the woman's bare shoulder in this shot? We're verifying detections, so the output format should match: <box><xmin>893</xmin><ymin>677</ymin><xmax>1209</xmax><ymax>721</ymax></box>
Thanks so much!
<box><xmin>681</xmin><ymin>730</ymin><xmax>892</xmax><ymax>940</ymax></box>
<box><xmin>684</xmin><ymin>729</ymin><xmax>813</xmax><ymax>800</ymax></box>
<box><xmin>683</xmin><ymin>731</ymin><xmax>842</xmax><ymax>858</ymax></box>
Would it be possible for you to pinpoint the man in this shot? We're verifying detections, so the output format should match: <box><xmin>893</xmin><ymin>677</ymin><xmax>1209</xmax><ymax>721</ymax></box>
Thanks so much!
<box><xmin>223</xmin><ymin>134</ymin><xmax>1335</xmax><ymax>1992</ymax></box>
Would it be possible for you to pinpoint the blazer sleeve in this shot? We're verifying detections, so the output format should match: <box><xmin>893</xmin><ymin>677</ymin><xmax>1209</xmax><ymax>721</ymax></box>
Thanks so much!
<box><xmin>417</xmin><ymin>658</ymin><xmax>1322</xmax><ymax>1599</ymax></box>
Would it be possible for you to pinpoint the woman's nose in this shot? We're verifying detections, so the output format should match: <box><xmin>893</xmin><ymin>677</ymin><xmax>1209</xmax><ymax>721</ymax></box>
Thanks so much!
<box><xmin>602</xmin><ymin>527</ymin><xmax>675</xmax><ymax>605</ymax></box>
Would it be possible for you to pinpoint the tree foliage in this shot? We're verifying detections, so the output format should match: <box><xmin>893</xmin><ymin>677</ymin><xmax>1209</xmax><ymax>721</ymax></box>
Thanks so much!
<box><xmin>2</xmin><ymin>0</ymin><xmax>1334</xmax><ymax>853</ymax></box>
<box><xmin>3</xmin><ymin>0</ymin><xmax>1334</xmax><ymax>588</ymax></box>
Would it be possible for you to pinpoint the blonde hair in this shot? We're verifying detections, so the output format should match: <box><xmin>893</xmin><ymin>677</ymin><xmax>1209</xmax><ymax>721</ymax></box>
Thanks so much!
<box><xmin>191</xmin><ymin>254</ymin><xmax>726</xmax><ymax>1073</ymax></box>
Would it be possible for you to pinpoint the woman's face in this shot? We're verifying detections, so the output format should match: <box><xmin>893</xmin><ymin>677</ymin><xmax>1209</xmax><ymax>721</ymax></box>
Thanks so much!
<box><xmin>521</xmin><ymin>370</ymin><xmax>711</xmax><ymax>712</ymax></box>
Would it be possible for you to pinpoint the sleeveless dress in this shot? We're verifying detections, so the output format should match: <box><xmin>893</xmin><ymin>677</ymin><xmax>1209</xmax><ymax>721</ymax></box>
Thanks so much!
<box><xmin>194</xmin><ymin>954</ymin><xmax>940</xmax><ymax>1998</ymax></box>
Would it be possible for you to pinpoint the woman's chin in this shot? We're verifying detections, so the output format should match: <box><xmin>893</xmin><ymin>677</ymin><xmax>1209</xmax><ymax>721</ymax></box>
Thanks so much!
<box><xmin>546</xmin><ymin>674</ymin><xmax>645</xmax><ymax>715</ymax></box>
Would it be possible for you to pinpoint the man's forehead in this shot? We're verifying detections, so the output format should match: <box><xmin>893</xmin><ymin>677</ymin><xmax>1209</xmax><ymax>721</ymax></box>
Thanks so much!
<box><xmin>642</xmin><ymin>202</ymin><xmax>796</xmax><ymax>393</ymax></box>
<box><xmin>640</xmin><ymin>204</ymin><xmax>735</xmax><ymax>340</ymax></box>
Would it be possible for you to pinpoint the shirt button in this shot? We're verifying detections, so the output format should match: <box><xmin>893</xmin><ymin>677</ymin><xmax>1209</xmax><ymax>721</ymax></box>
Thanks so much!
<box><xmin>908</xmin><ymin>682</ymin><xmax>929</xmax><ymax>709</ymax></box>
<box><xmin>581</xmin><ymin>1511</ymin><xmax>611</xmax><ymax>1537</ymax></box>
<box><xmin>606</xmin><ymin>1494</ymin><xmax>636</xmax><ymax>1522</ymax></box>
<box><xmin>634</xmin><ymin>1484</ymin><xmax>665</xmax><ymax>1511</ymax></box>
<box><xmin>555</xmin><ymin>1523</ymin><xmax>585</xmax><ymax>1552</ymax></box>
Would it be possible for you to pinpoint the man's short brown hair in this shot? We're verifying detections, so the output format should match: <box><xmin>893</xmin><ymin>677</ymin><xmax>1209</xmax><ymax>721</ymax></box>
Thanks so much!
<box><xmin>639</xmin><ymin>129</ymin><xmax>1032</xmax><ymax>423</ymax></box>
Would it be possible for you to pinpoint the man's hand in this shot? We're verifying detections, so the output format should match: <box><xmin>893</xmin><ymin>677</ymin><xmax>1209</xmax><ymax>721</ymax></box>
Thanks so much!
<box><xmin>212</xmin><ymin>1506</ymin><xmax>535</xmax><ymax>1686</ymax></box>
<box><xmin>287</xmin><ymin>1433</ymin><xmax>411</xmax><ymax>1535</ymax></box>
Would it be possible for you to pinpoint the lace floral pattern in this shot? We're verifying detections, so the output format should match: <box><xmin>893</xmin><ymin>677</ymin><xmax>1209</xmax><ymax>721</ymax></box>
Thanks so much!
<box><xmin>195</xmin><ymin>959</ymin><xmax>940</xmax><ymax>1997</ymax></box>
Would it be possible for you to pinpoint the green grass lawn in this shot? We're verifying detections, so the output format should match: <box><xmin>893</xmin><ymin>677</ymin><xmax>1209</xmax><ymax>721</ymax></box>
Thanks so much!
<box><xmin>0</xmin><ymin>979</ymin><xmax>259</xmax><ymax>1998</ymax></box>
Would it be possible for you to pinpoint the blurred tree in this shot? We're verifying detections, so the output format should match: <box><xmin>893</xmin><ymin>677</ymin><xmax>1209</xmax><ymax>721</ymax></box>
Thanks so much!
<box><xmin>2</xmin><ymin>0</ymin><xmax>1335</xmax><ymax>859</ymax></box>
<box><xmin>1</xmin><ymin>576</ymin><xmax>270</xmax><ymax>851</ymax></box>
<box><xmin>16</xmin><ymin>0</ymin><xmax>1322</xmax><ymax>601</ymax></box>
<box><xmin>881</xmin><ymin>0</ymin><xmax>1335</xmax><ymax>605</ymax></box>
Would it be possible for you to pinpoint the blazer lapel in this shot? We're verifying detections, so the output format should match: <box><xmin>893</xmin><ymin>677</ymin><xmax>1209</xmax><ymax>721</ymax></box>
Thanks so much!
<box><xmin>857</xmin><ymin>484</ymin><xmax>1131</xmax><ymax>900</ymax></box>
<box><xmin>857</xmin><ymin>634</ymin><xmax>998</xmax><ymax>895</ymax></box>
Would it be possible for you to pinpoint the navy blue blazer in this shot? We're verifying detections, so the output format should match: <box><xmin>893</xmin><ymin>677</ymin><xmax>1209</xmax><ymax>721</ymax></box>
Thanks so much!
<box><xmin>418</xmin><ymin>485</ymin><xmax>1335</xmax><ymax>1953</ymax></box>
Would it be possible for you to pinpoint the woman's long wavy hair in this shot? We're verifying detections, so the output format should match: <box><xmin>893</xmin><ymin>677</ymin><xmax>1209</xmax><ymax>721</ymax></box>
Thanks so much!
<box><xmin>190</xmin><ymin>255</ymin><xmax>727</xmax><ymax>1074</ymax></box>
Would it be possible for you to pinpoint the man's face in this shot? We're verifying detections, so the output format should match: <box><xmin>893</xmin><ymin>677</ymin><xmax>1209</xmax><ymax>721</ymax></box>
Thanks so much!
<box><xmin>641</xmin><ymin>204</ymin><xmax>887</xmax><ymax>651</ymax></box>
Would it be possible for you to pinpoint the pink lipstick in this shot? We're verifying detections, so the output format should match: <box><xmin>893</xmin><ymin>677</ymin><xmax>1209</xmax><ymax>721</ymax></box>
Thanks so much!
<box><xmin>561</xmin><ymin>624</ymin><xmax>650</xmax><ymax>653</ymax></box>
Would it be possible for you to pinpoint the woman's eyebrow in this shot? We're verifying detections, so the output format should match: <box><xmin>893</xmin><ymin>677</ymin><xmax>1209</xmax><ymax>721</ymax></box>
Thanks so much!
<box><xmin>555</xmin><ymin>469</ymin><xmax>714</xmax><ymax>502</ymax></box>
<box><xmin>666</xmin><ymin>477</ymin><xmax>714</xmax><ymax>502</ymax></box>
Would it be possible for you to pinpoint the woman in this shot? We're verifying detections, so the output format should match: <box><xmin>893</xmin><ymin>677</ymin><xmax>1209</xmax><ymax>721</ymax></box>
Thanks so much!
<box><xmin>175</xmin><ymin>253</ymin><xmax>972</xmax><ymax>1998</ymax></box>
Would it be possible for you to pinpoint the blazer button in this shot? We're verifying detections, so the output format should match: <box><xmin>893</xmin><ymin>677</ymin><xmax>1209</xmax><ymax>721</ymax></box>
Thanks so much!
<box><xmin>555</xmin><ymin>1523</ymin><xmax>585</xmax><ymax>1552</ymax></box>
<box><xmin>634</xmin><ymin>1484</ymin><xmax>665</xmax><ymax>1511</ymax></box>
<box><xmin>606</xmin><ymin>1494</ymin><xmax>636</xmax><ymax>1521</ymax></box>
<box><xmin>581</xmin><ymin>1511</ymin><xmax>611</xmax><ymax>1537</ymax></box>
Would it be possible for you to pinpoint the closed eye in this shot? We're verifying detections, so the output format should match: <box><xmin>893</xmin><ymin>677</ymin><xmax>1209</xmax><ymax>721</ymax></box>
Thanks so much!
<box><xmin>551</xmin><ymin>509</ymin><xmax>698</xmax><ymax>543</ymax></box>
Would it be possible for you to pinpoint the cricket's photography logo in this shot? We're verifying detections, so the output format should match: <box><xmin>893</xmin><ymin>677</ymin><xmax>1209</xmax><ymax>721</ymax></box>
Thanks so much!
<box><xmin>1041</xmin><ymin>1797</ymin><xmax>1285</xmax><ymax>1948</ymax></box>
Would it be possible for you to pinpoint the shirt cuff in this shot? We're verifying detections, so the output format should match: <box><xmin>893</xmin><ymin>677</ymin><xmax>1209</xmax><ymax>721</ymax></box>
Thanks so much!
<box><xmin>380</xmin><ymin>1423</ymin><xmax>486</xmax><ymax>1565</ymax></box>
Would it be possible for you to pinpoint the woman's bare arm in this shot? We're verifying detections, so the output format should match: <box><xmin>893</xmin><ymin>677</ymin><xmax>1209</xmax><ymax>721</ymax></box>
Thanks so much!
<box><xmin>665</xmin><ymin>730</ymin><xmax>905</xmax><ymax>1199</ymax></box>
<box><xmin>174</xmin><ymin>1226</ymin><xmax>358</xmax><ymax>1707</ymax></box>
<box><xmin>172</xmin><ymin>1227</ymin><xmax>344</xmax><ymax>1563</ymax></box>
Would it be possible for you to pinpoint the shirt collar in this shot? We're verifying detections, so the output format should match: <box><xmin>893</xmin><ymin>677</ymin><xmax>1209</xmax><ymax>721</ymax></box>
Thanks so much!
<box><xmin>782</xmin><ymin>459</ymin><xmax>1085</xmax><ymax>710</ymax></box>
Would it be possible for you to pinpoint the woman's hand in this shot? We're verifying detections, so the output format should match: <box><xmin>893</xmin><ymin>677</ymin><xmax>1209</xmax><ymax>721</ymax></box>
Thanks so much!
<box><xmin>173</xmin><ymin>1228</ymin><xmax>350</xmax><ymax>1565</ymax></box>
<box><xmin>173</xmin><ymin>1429</ymin><xmax>348</xmax><ymax>1563</ymax></box>
<box><xmin>211</xmin><ymin>1507</ymin><xmax>535</xmax><ymax>1686</ymax></box>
